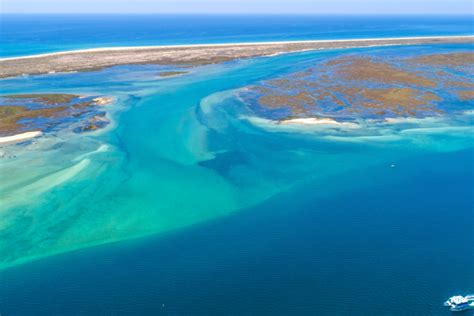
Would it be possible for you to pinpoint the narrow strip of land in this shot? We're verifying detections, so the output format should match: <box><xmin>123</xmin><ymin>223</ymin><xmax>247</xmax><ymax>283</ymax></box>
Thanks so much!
<box><xmin>1</xmin><ymin>36</ymin><xmax>472</xmax><ymax>79</ymax></box>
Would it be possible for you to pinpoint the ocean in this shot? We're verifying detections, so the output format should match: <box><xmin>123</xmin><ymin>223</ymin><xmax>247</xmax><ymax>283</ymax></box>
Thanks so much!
<box><xmin>0</xmin><ymin>14</ymin><xmax>473</xmax><ymax>57</ymax></box>
<box><xmin>0</xmin><ymin>15</ymin><xmax>473</xmax><ymax>315</ymax></box>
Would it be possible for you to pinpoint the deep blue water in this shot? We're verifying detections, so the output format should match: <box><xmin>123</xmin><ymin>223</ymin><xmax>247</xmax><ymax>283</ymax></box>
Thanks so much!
<box><xmin>1</xmin><ymin>148</ymin><xmax>473</xmax><ymax>315</ymax></box>
<box><xmin>0</xmin><ymin>14</ymin><xmax>473</xmax><ymax>57</ymax></box>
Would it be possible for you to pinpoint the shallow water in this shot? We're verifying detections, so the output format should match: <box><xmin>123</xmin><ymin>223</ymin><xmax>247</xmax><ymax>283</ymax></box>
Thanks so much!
<box><xmin>0</xmin><ymin>43</ymin><xmax>473</xmax><ymax>314</ymax></box>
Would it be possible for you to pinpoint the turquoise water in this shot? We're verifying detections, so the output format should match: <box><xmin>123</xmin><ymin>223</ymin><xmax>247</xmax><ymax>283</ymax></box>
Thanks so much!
<box><xmin>0</xmin><ymin>15</ymin><xmax>473</xmax><ymax>315</ymax></box>
<box><xmin>1</xmin><ymin>147</ymin><xmax>473</xmax><ymax>315</ymax></box>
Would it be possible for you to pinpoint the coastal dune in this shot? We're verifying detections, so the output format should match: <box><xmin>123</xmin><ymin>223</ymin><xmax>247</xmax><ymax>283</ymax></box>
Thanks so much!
<box><xmin>0</xmin><ymin>36</ymin><xmax>473</xmax><ymax>79</ymax></box>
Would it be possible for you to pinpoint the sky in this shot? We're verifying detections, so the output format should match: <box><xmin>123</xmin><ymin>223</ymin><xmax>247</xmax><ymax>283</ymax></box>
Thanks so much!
<box><xmin>0</xmin><ymin>0</ymin><xmax>472</xmax><ymax>14</ymax></box>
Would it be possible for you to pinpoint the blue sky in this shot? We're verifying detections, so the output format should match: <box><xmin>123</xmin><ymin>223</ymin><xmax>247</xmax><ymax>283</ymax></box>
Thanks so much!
<box><xmin>1</xmin><ymin>0</ymin><xmax>472</xmax><ymax>14</ymax></box>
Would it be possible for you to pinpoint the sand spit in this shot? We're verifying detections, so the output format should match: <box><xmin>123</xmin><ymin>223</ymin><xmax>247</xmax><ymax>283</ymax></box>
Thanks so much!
<box><xmin>92</xmin><ymin>97</ymin><xmax>114</xmax><ymax>106</ymax></box>
<box><xmin>278</xmin><ymin>117</ymin><xmax>360</xmax><ymax>128</ymax></box>
<box><xmin>280</xmin><ymin>117</ymin><xmax>343</xmax><ymax>125</ymax></box>
<box><xmin>0</xmin><ymin>36</ymin><xmax>472</xmax><ymax>79</ymax></box>
<box><xmin>0</xmin><ymin>131</ymin><xmax>42</xmax><ymax>145</ymax></box>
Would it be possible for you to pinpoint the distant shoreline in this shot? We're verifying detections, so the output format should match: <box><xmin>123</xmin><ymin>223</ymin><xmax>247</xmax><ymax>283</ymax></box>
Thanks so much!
<box><xmin>1</xmin><ymin>35</ymin><xmax>472</xmax><ymax>78</ymax></box>
<box><xmin>2</xmin><ymin>35</ymin><xmax>472</xmax><ymax>61</ymax></box>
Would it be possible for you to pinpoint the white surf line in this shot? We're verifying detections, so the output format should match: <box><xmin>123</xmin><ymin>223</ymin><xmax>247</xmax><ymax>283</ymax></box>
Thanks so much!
<box><xmin>1</xmin><ymin>35</ymin><xmax>473</xmax><ymax>62</ymax></box>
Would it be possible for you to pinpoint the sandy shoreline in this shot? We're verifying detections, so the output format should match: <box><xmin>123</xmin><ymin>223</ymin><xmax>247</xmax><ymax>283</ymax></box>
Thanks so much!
<box><xmin>2</xmin><ymin>35</ymin><xmax>472</xmax><ymax>61</ymax></box>
<box><xmin>279</xmin><ymin>117</ymin><xmax>361</xmax><ymax>128</ymax></box>
<box><xmin>0</xmin><ymin>35</ymin><xmax>472</xmax><ymax>79</ymax></box>
<box><xmin>0</xmin><ymin>131</ymin><xmax>42</xmax><ymax>145</ymax></box>
<box><xmin>280</xmin><ymin>118</ymin><xmax>344</xmax><ymax>125</ymax></box>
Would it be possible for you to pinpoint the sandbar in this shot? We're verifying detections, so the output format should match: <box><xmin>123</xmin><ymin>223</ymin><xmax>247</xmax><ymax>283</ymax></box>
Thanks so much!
<box><xmin>280</xmin><ymin>117</ymin><xmax>343</xmax><ymax>125</ymax></box>
<box><xmin>0</xmin><ymin>36</ymin><xmax>472</xmax><ymax>79</ymax></box>
<box><xmin>0</xmin><ymin>131</ymin><xmax>42</xmax><ymax>145</ymax></box>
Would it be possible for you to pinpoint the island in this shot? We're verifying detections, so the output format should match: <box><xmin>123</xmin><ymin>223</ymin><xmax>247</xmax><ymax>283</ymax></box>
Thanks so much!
<box><xmin>158</xmin><ymin>71</ymin><xmax>189</xmax><ymax>77</ymax></box>
<box><xmin>0</xmin><ymin>36</ymin><xmax>472</xmax><ymax>79</ymax></box>
<box><xmin>242</xmin><ymin>51</ymin><xmax>474</xmax><ymax>123</ymax></box>
<box><xmin>0</xmin><ymin>94</ymin><xmax>113</xmax><ymax>144</ymax></box>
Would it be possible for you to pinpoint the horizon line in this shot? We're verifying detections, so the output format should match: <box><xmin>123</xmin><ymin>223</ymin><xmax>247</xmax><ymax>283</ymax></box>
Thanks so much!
<box><xmin>1</xmin><ymin>12</ymin><xmax>473</xmax><ymax>16</ymax></box>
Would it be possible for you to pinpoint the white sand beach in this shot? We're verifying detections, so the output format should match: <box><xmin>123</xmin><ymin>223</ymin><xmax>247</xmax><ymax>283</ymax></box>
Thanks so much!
<box><xmin>0</xmin><ymin>131</ymin><xmax>43</xmax><ymax>145</ymax></box>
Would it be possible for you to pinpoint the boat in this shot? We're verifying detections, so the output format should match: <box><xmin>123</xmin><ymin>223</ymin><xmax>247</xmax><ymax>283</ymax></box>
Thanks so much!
<box><xmin>444</xmin><ymin>295</ymin><xmax>474</xmax><ymax>311</ymax></box>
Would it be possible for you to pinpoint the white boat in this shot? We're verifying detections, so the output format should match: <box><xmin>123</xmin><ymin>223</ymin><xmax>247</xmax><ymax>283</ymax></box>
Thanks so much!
<box><xmin>444</xmin><ymin>295</ymin><xmax>474</xmax><ymax>311</ymax></box>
